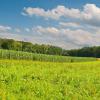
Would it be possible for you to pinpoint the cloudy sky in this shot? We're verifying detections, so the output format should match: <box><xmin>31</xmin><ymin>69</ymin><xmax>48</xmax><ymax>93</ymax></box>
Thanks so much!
<box><xmin>0</xmin><ymin>0</ymin><xmax>100</xmax><ymax>49</ymax></box>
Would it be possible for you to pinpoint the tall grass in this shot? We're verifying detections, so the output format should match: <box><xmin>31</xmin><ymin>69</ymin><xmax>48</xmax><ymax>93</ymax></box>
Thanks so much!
<box><xmin>0</xmin><ymin>60</ymin><xmax>100</xmax><ymax>99</ymax></box>
<box><xmin>0</xmin><ymin>49</ymin><xmax>96</xmax><ymax>62</ymax></box>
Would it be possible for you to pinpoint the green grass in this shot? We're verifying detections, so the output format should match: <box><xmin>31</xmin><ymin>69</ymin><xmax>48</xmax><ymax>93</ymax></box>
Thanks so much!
<box><xmin>0</xmin><ymin>49</ymin><xmax>96</xmax><ymax>62</ymax></box>
<box><xmin>0</xmin><ymin>60</ymin><xmax>100</xmax><ymax>100</ymax></box>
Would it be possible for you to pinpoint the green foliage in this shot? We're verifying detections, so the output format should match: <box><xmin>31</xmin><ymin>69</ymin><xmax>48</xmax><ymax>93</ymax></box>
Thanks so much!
<box><xmin>0</xmin><ymin>49</ymin><xmax>96</xmax><ymax>62</ymax></box>
<box><xmin>67</xmin><ymin>46</ymin><xmax>100</xmax><ymax>58</ymax></box>
<box><xmin>0</xmin><ymin>60</ymin><xmax>100</xmax><ymax>99</ymax></box>
<box><xmin>0</xmin><ymin>38</ymin><xmax>100</xmax><ymax>58</ymax></box>
<box><xmin>0</xmin><ymin>38</ymin><xmax>64</xmax><ymax>56</ymax></box>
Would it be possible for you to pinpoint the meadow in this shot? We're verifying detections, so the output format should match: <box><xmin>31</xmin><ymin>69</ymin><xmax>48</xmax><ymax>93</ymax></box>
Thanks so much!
<box><xmin>0</xmin><ymin>60</ymin><xmax>100</xmax><ymax>100</ymax></box>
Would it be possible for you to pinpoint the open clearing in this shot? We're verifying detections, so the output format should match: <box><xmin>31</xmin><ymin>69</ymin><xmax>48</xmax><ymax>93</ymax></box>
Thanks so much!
<box><xmin>0</xmin><ymin>60</ymin><xmax>100</xmax><ymax>100</ymax></box>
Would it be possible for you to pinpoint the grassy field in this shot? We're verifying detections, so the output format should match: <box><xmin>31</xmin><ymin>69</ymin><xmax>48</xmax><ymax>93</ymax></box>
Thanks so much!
<box><xmin>0</xmin><ymin>49</ymin><xmax>96</xmax><ymax>62</ymax></box>
<box><xmin>0</xmin><ymin>60</ymin><xmax>100</xmax><ymax>100</ymax></box>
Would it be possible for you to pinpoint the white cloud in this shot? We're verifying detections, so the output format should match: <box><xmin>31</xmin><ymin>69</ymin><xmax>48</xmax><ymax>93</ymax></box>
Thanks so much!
<box><xmin>22</xmin><ymin>5</ymin><xmax>80</xmax><ymax>20</ymax></box>
<box><xmin>33</xmin><ymin>26</ymin><xmax>59</xmax><ymax>36</ymax></box>
<box><xmin>59</xmin><ymin>22</ymin><xmax>81</xmax><ymax>28</ymax></box>
<box><xmin>22</xmin><ymin>4</ymin><xmax>100</xmax><ymax>27</ymax></box>
<box><xmin>25</xmin><ymin>28</ymin><xmax>30</xmax><ymax>32</ymax></box>
<box><xmin>15</xmin><ymin>28</ymin><xmax>21</xmax><ymax>33</ymax></box>
<box><xmin>0</xmin><ymin>25</ymin><xmax>11</xmax><ymax>32</ymax></box>
<box><xmin>31</xmin><ymin>26</ymin><xmax>100</xmax><ymax>49</ymax></box>
<box><xmin>81</xmin><ymin>4</ymin><xmax>100</xmax><ymax>26</ymax></box>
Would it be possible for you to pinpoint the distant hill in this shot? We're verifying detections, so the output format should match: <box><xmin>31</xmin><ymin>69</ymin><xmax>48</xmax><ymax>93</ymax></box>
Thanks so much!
<box><xmin>0</xmin><ymin>38</ymin><xmax>100</xmax><ymax>57</ymax></box>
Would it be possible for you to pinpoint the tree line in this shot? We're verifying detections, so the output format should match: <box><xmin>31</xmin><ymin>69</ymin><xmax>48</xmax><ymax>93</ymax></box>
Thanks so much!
<box><xmin>67</xmin><ymin>47</ymin><xmax>100</xmax><ymax>58</ymax></box>
<box><xmin>0</xmin><ymin>38</ymin><xmax>64</xmax><ymax>55</ymax></box>
<box><xmin>0</xmin><ymin>38</ymin><xmax>100</xmax><ymax>57</ymax></box>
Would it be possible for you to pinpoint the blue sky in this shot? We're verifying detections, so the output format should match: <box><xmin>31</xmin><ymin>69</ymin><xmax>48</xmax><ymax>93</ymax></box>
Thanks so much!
<box><xmin>0</xmin><ymin>0</ymin><xmax>100</xmax><ymax>49</ymax></box>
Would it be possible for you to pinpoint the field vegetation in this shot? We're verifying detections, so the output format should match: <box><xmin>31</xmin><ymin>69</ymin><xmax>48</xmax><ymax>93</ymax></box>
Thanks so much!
<box><xmin>0</xmin><ymin>39</ymin><xmax>99</xmax><ymax>100</ymax></box>
<box><xmin>0</xmin><ymin>60</ymin><xmax>100</xmax><ymax>100</ymax></box>
<box><xmin>0</xmin><ymin>49</ymin><xmax>96</xmax><ymax>62</ymax></box>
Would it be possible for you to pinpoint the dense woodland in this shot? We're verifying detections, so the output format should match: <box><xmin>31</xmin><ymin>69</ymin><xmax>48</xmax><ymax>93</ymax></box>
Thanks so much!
<box><xmin>0</xmin><ymin>38</ymin><xmax>100</xmax><ymax>57</ymax></box>
<box><xmin>0</xmin><ymin>38</ymin><xmax>63</xmax><ymax>55</ymax></box>
<box><xmin>67</xmin><ymin>47</ymin><xmax>100</xmax><ymax>58</ymax></box>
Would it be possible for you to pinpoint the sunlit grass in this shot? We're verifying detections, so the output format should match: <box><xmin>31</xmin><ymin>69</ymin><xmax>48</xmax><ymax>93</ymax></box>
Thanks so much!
<box><xmin>0</xmin><ymin>60</ymin><xmax>100</xmax><ymax>100</ymax></box>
